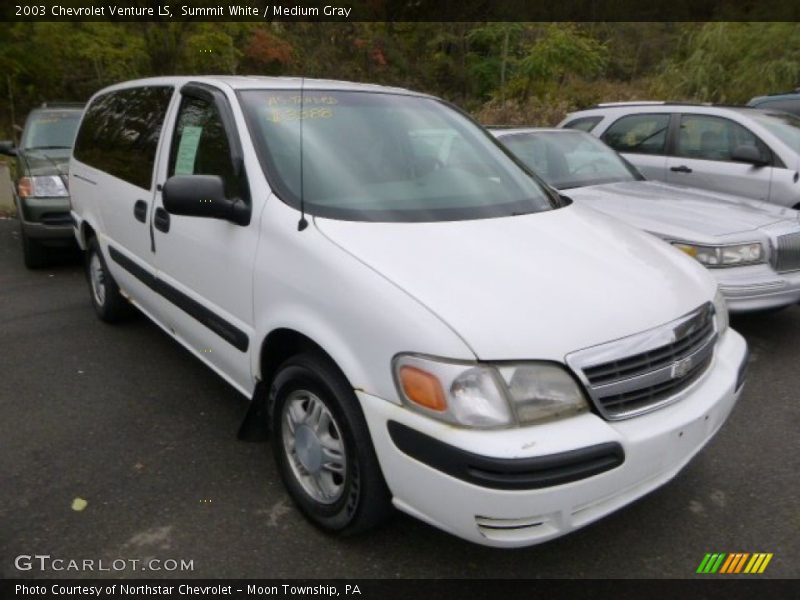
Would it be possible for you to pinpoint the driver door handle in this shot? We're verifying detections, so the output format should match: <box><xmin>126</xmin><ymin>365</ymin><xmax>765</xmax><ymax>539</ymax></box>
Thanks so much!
<box><xmin>154</xmin><ymin>207</ymin><xmax>171</xmax><ymax>233</ymax></box>
<box><xmin>670</xmin><ymin>165</ymin><xmax>693</xmax><ymax>173</ymax></box>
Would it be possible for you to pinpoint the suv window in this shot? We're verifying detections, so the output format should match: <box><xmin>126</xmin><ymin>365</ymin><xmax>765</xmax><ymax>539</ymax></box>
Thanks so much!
<box><xmin>168</xmin><ymin>95</ymin><xmax>240</xmax><ymax>199</ymax></box>
<box><xmin>74</xmin><ymin>86</ymin><xmax>173</xmax><ymax>190</ymax></box>
<box><xmin>676</xmin><ymin>114</ymin><xmax>771</xmax><ymax>163</ymax></box>
<box><xmin>602</xmin><ymin>113</ymin><xmax>670</xmax><ymax>155</ymax></box>
<box><xmin>562</xmin><ymin>116</ymin><xmax>602</xmax><ymax>133</ymax></box>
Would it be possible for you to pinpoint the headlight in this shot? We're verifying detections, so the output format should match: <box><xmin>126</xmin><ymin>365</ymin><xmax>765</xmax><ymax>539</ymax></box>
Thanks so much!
<box><xmin>713</xmin><ymin>289</ymin><xmax>729</xmax><ymax>335</ymax></box>
<box><xmin>393</xmin><ymin>355</ymin><xmax>589</xmax><ymax>428</ymax></box>
<box><xmin>18</xmin><ymin>175</ymin><xmax>68</xmax><ymax>198</ymax></box>
<box><xmin>672</xmin><ymin>242</ymin><xmax>764</xmax><ymax>267</ymax></box>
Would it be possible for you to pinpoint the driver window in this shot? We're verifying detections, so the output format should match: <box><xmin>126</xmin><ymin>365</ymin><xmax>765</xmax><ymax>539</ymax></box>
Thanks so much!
<box><xmin>676</xmin><ymin>114</ymin><xmax>770</xmax><ymax>163</ymax></box>
<box><xmin>168</xmin><ymin>95</ymin><xmax>240</xmax><ymax>198</ymax></box>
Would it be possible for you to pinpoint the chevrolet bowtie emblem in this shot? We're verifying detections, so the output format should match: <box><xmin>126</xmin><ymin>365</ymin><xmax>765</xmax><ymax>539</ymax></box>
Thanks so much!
<box><xmin>671</xmin><ymin>356</ymin><xmax>694</xmax><ymax>379</ymax></box>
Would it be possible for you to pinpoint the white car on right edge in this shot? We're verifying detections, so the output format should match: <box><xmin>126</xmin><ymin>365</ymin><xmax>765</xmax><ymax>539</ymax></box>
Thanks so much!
<box><xmin>492</xmin><ymin>127</ymin><xmax>800</xmax><ymax>313</ymax></box>
<box><xmin>558</xmin><ymin>102</ymin><xmax>800</xmax><ymax>210</ymax></box>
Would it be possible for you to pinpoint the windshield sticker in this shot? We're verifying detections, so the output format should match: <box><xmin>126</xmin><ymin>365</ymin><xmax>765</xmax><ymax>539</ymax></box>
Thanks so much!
<box><xmin>173</xmin><ymin>126</ymin><xmax>203</xmax><ymax>175</ymax></box>
<box><xmin>265</xmin><ymin>107</ymin><xmax>334</xmax><ymax>124</ymax></box>
<box><xmin>264</xmin><ymin>95</ymin><xmax>338</xmax><ymax>106</ymax></box>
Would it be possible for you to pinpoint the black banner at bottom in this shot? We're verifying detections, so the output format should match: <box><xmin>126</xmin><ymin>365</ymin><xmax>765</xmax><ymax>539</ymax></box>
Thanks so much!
<box><xmin>2</xmin><ymin>579</ymin><xmax>797</xmax><ymax>600</ymax></box>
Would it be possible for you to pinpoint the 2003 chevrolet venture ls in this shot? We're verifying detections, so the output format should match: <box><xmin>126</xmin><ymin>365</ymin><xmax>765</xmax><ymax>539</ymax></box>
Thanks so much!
<box><xmin>69</xmin><ymin>77</ymin><xmax>748</xmax><ymax>547</ymax></box>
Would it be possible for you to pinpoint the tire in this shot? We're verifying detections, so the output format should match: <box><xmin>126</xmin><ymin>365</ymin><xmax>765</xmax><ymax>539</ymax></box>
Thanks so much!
<box><xmin>21</xmin><ymin>224</ymin><xmax>48</xmax><ymax>269</ymax></box>
<box><xmin>270</xmin><ymin>353</ymin><xmax>393</xmax><ymax>535</ymax></box>
<box><xmin>85</xmin><ymin>237</ymin><xmax>132</xmax><ymax>322</ymax></box>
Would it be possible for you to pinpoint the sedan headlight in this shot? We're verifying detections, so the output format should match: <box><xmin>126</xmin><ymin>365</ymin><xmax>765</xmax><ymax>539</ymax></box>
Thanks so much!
<box><xmin>393</xmin><ymin>354</ymin><xmax>589</xmax><ymax>428</ymax></box>
<box><xmin>672</xmin><ymin>241</ymin><xmax>764</xmax><ymax>267</ymax></box>
<box><xmin>713</xmin><ymin>289</ymin><xmax>729</xmax><ymax>335</ymax></box>
<box><xmin>18</xmin><ymin>175</ymin><xmax>68</xmax><ymax>198</ymax></box>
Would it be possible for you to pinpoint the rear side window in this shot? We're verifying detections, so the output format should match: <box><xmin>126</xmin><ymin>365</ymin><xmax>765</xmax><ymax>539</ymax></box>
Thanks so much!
<box><xmin>562</xmin><ymin>116</ymin><xmax>601</xmax><ymax>133</ymax></box>
<box><xmin>602</xmin><ymin>113</ymin><xmax>670</xmax><ymax>155</ymax></box>
<box><xmin>74</xmin><ymin>86</ymin><xmax>174</xmax><ymax>190</ymax></box>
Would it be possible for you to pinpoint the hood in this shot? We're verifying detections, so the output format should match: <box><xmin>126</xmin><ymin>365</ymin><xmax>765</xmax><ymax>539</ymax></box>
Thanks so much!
<box><xmin>314</xmin><ymin>203</ymin><xmax>714</xmax><ymax>362</ymax></box>
<box><xmin>19</xmin><ymin>148</ymin><xmax>71</xmax><ymax>179</ymax></box>
<box><xmin>565</xmin><ymin>180</ymin><xmax>799</xmax><ymax>241</ymax></box>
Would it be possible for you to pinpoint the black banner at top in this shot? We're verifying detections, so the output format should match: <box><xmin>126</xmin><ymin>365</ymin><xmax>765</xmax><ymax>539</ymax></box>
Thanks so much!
<box><xmin>2</xmin><ymin>0</ymin><xmax>800</xmax><ymax>22</ymax></box>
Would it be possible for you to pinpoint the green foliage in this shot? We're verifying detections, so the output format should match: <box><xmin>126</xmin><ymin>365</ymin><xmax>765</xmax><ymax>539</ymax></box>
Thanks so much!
<box><xmin>656</xmin><ymin>23</ymin><xmax>800</xmax><ymax>103</ymax></box>
<box><xmin>1</xmin><ymin>21</ymin><xmax>798</xmax><ymax>135</ymax></box>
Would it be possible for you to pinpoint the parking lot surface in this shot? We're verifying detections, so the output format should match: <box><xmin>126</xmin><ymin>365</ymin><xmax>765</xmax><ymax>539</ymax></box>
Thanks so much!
<box><xmin>0</xmin><ymin>217</ymin><xmax>797</xmax><ymax>579</ymax></box>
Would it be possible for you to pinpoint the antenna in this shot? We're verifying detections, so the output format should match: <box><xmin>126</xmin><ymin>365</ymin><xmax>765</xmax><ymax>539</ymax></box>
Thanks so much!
<box><xmin>297</xmin><ymin>77</ymin><xmax>308</xmax><ymax>232</ymax></box>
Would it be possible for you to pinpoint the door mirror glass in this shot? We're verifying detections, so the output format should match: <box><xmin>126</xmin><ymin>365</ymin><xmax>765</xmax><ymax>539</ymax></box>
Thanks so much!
<box><xmin>731</xmin><ymin>144</ymin><xmax>769</xmax><ymax>166</ymax></box>
<box><xmin>163</xmin><ymin>174</ymin><xmax>249</xmax><ymax>225</ymax></box>
<box><xmin>0</xmin><ymin>140</ymin><xmax>16</xmax><ymax>156</ymax></box>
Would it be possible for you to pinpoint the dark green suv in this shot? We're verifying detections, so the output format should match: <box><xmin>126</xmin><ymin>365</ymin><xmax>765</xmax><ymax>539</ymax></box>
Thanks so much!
<box><xmin>0</xmin><ymin>103</ymin><xmax>83</xmax><ymax>268</ymax></box>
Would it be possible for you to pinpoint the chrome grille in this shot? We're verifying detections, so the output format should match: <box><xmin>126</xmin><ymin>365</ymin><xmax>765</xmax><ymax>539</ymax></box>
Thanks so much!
<box><xmin>566</xmin><ymin>303</ymin><xmax>717</xmax><ymax>420</ymax></box>
<box><xmin>773</xmin><ymin>232</ymin><xmax>800</xmax><ymax>273</ymax></box>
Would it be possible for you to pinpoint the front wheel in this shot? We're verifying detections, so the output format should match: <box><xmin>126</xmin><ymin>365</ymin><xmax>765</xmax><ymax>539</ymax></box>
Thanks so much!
<box><xmin>86</xmin><ymin>237</ymin><xmax>132</xmax><ymax>322</ymax></box>
<box><xmin>270</xmin><ymin>353</ymin><xmax>393</xmax><ymax>535</ymax></box>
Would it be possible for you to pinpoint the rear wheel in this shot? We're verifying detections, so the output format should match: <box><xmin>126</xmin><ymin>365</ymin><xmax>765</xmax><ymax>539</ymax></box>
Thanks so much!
<box><xmin>270</xmin><ymin>353</ymin><xmax>393</xmax><ymax>535</ymax></box>
<box><xmin>86</xmin><ymin>237</ymin><xmax>132</xmax><ymax>322</ymax></box>
<box><xmin>20</xmin><ymin>224</ymin><xmax>48</xmax><ymax>269</ymax></box>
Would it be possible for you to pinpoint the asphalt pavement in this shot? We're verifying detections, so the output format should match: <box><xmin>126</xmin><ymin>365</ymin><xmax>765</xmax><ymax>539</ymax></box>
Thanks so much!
<box><xmin>0</xmin><ymin>216</ymin><xmax>797</xmax><ymax>579</ymax></box>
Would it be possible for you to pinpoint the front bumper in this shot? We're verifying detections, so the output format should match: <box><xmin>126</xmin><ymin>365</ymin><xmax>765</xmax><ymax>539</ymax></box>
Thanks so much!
<box><xmin>359</xmin><ymin>329</ymin><xmax>747</xmax><ymax>547</ymax></box>
<box><xmin>714</xmin><ymin>263</ymin><xmax>800</xmax><ymax>312</ymax></box>
<box><xmin>17</xmin><ymin>195</ymin><xmax>73</xmax><ymax>241</ymax></box>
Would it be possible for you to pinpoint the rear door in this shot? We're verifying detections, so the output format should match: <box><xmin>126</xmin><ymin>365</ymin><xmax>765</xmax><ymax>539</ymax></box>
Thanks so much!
<box><xmin>71</xmin><ymin>86</ymin><xmax>175</xmax><ymax>311</ymax></box>
<box><xmin>600</xmin><ymin>113</ymin><xmax>671</xmax><ymax>181</ymax></box>
<box><xmin>150</xmin><ymin>83</ymin><xmax>257</xmax><ymax>393</ymax></box>
<box><xmin>665</xmin><ymin>113</ymin><xmax>773</xmax><ymax>201</ymax></box>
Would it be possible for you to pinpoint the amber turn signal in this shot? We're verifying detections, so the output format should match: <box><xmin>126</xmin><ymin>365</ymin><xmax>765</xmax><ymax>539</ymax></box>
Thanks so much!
<box><xmin>399</xmin><ymin>365</ymin><xmax>447</xmax><ymax>411</ymax></box>
<box><xmin>17</xmin><ymin>177</ymin><xmax>34</xmax><ymax>198</ymax></box>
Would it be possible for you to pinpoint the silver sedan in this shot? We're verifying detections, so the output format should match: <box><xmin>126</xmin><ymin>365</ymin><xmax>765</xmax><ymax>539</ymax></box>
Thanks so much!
<box><xmin>492</xmin><ymin>127</ymin><xmax>800</xmax><ymax>313</ymax></box>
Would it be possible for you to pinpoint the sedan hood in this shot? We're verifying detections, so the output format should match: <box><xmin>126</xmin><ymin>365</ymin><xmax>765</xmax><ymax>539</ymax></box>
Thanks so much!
<box><xmin>315</xmin><ymin>203</ymin><xmax>714</xmax><ymax>361</ymax></box>
<box><xmin>566</xmin><ymin>180</ymin><xmax>799</xmax><ymax>240</ymax></box>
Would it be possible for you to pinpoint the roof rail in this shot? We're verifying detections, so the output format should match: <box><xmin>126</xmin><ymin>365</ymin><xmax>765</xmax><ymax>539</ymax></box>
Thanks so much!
<box><xmin>584</xmin><ymin>100</ymin><xmax>761</xmax><ymax>110</ymax></box>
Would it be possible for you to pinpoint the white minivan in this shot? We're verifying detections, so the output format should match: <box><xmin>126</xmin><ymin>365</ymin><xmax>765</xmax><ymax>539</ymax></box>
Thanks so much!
<box><xmin>70</xmin><ymin>77</ymin><xmax>748</xmax><ymax>548</ymax></box>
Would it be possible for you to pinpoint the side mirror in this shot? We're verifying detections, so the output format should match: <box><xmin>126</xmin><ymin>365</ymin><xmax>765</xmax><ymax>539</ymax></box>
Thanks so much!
<box><xmin>0</xmin><ymin>140</ymin><xmax>16</xmax><ymax>156</ymax></box>
<box><xmin>731</xmin><ymin>144</ymin><xmax>769</xmax><ymax>167</ymax></box>
<box><xmin>162</xmin><ymin>175</ymin><xmax>250</xmax><ymax>226</ymax></box>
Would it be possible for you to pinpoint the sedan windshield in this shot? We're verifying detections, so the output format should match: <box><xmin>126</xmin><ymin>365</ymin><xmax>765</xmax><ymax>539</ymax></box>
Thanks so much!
<box><xmin>499</xmin><ymin>130</ymin><xmax>642</xmax><ymax>190</ymax></box>
<box><xmin>22</xmin><ymin>111</ymin><xmax>82</xmax><ymax>150</ymax></box>
<box><xmin>239</xmin><ymin>90</ymin><xmax>555</xmax><ymax>222</ymax></box>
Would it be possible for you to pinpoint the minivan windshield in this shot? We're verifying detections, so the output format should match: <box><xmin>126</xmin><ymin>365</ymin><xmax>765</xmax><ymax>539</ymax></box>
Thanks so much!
<box><xmin>22</xmin><ymin>110</ymin><xmax>82</xmax><ymax>150</ymax></box>
<box><xmin>499</xmin><ymin>130</ymin><xmax>643</xmax><ymax>190</ymax></box>
<box><xmin>239</xmin><ymin>90</ymin><xmax>556</xmax><ymax>222</ymax></box>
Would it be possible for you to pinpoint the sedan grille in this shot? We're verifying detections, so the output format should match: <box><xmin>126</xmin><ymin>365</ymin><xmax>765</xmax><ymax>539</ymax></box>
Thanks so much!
<box><xmin>567</xmin><ymin>304</ymin><xmax>717</xmax><ymax>420</ymax></box>
<box><xmin>772</xmin><ymin>232</ymin><xmax>800</xmax><ymax>273</ymax></box>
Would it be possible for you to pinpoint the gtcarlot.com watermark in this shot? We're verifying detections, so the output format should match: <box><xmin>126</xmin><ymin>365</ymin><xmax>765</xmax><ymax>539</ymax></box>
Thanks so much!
<box><xmin>14</xmin><ymin>554</ymin><xmax>194</xmax><ymax>573</ymax></box>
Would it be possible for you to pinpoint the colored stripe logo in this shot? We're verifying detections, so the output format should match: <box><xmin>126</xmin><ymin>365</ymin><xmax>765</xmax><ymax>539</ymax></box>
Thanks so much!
<box><xmin>696</xmin><ymin>553</ymin><xmax>773</xmax><ymax>574</ymax></box>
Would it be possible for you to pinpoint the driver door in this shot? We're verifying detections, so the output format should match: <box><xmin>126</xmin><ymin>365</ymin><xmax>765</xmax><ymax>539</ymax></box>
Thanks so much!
<box><xmin>151</xmin><ymin>84</ymin><xmax>258</xmax><ymax>394</ymax></box>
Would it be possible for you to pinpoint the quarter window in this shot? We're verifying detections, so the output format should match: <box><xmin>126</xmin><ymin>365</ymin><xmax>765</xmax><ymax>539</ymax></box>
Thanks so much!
<box><xmin>73</xmin><ymin>86</ymin><xmax>173</xmax><ymax>189</ymax></box>
<box><xmin>562</xmin><ymin>116</ymin><xmax>602</xmax><ymax>133</ymax></box>
<box><xmin>676</xmin><ymin>114</ymin><xmax>771</xmax><ymax>163</ymax></box>
<box><xmin>602</xmin><ymin>113</ymin><xmax>670</xmax><ymax>155</ymax></box>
